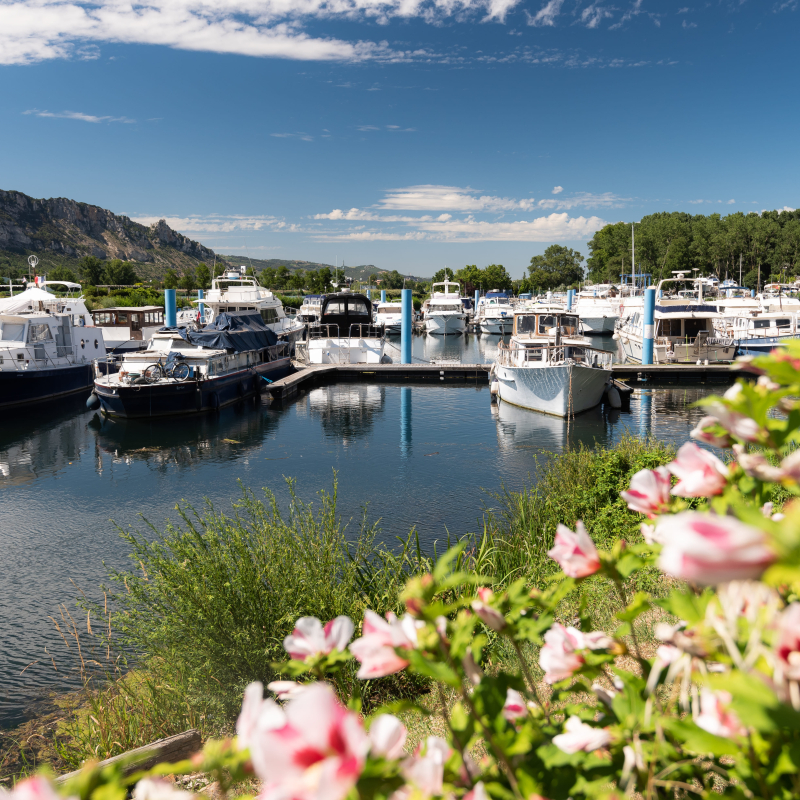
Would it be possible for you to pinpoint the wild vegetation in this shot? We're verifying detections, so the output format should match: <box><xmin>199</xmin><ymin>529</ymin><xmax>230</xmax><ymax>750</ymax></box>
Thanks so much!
<box><xmin>587</xmin><ymin>208</ymin><xmax>800</xmax><ymax>288</ymax></box>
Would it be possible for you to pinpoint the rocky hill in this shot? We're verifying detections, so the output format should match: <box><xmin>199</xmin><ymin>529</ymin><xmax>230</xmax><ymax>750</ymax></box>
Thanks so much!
<box><xmin>219</xmin><ymin>255</ymin><xmax>382</xmax><ymax>282</ymax></box>
<box><xmin>0</xmin><ymin>190</ymin><xmax>216</xmax><ymax>279</ymax></box>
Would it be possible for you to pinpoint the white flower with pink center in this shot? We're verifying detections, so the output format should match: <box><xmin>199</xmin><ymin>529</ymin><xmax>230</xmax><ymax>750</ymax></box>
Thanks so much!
<box><xmin>552</xmin><ymin>716</ymin><xmax>611</xmax><ymax>753</ymax></box>
<box><xmin>283</xmin><ymin>616</ymin><xmax>354</xmax><ymax>661</ymax></box>
<box><xmin>621</xmin><ymin>466</ymin><xmax>671</xmax><ymax>517</ymax></box>
<box><xmin>350</xmin><ymin>610</ymin><xmax>423</xmax><ymax>679</ymax></box>
<box><xmin>547</xmin><ymin>521</ymin><xmax>600</xmax><ymax>578</ymax></box>
<box><xmin>668</xmin><ymin>442</ymin><xmax>729</xmax><ymax>498</ymax></box>
<box><xmin>695</xmin><ymin>689</ymin><xmax>746</xmax><ymax>738</ymax></box>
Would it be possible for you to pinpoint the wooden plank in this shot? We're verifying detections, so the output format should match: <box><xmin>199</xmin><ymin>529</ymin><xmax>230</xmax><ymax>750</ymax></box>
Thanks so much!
<box><xmin>55</xmin><ymin>729</ymin><xmax>202</xmax><ymax>784</ymax></box>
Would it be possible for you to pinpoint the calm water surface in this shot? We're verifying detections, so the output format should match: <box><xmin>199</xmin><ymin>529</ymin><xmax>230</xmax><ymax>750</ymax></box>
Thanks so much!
<box><xmin>0</xmin><ymin>333</ymin><xmax>731</xmax><ymax>724</ymax></box>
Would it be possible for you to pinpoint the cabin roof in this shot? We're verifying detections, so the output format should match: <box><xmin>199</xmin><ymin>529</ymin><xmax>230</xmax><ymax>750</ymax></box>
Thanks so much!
<box><xmin>92</xmin><ymin>306</ymin><xmax>164</xmax><ymax>312</ymax></box>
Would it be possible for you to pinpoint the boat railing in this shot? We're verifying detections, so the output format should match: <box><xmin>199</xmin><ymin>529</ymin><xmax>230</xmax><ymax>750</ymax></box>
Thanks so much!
<box><xmin>309</xmin><ymin>324</ymin><xmax>340</xmax><ymax>339</ymax></box>
<box><xmin>348</xmin><ymin>323</ymin><xmax>384</xmax><ymax>339</ymax></box>
<box><xmin>498</xmin><ymin>342</ymin><xmax>613</xmax><ymax>369</ymax></box>
<box><xmin>0</xmin><ymin>342</ymin><xmax>92</xmax><ymax>370</ymax></box>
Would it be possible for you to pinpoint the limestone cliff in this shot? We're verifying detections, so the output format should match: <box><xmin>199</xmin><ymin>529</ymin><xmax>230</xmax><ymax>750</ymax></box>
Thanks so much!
<box><xmin>0</xmin><ymin>189</ymin><xmax>216</xmax><ymax>276</ymax></box>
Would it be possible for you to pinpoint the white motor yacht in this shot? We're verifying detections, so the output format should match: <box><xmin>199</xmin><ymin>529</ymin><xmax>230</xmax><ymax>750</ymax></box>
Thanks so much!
<box><xmin>572</xmin><ymin>285</ymin><xmax>620</xmax><ymax>334</ymax></box>
<box><xmin>475</xmin><ymin>292</ymin><xmax>513</xmax><ymax>334</ymax></box>
<box><xmin>715</xmin><ymin>311</ymin><xmax>800</xmax><ymax>356</ymax></box>
<box><xmin>199</xmin><ymin>271</ymin><xmax>305</xmax><ymax>347</ymax></box>
<box><xmin>0</xmin><ymin>310</ymin><xmax>106</xmax><ymax>408</ymax></box>
<box><xmin>614</xmin><ymin>276</ymin><xmax>735</xmax><ymax>364</ymax></box>
<box><xmin>425</xmin><ymin>280</ymin><xmax>467</xmax><ymax>335</ymax></box>
<box><xmin>491</xmin><ymin>308</ymin><xmax>612</xmax><ymax>417</ymax></box>
<box><xmin>374</xmin><ymin>300</ymin><xmax>403</xmax><ymax>334</ymax></box>
<box><xmin>298</xmin><ymin>295</ymin><xmax>323</xmax><ymax>324</ymax></box>
<box><xmin>91</xmin><ymin>306</ymin><xmax>166</xmax><ymax>352</ymax></box>
<box><xmin>0</xmin><ymin>284</ymin><xmax>92</xmax><ymax>327</ymax></box>
<box><xmin>296</xmin><ymin>292</ymin><xmax>387</xmax><ymax>365</ymax></box>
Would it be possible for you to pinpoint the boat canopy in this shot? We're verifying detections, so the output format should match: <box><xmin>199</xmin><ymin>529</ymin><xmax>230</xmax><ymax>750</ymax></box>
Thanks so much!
<box><xmin>0</xmin><ymin>287</ymin><xmax>68</xmax><ymax>314</ymax></box>
<box><xmin>486</xmin><ymin>290</ymin><xmax>511</xmax><ymax>299</ymax></box>
<box><xmin>162</xmin><ymin>312</ymin><xmax>278</xmax><ymax>352</ymax></box>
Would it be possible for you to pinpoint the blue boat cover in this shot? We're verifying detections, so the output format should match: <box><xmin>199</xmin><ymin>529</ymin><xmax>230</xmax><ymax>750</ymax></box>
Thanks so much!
<box><xmin>160</xmin><ymin>312</ymin><xmax>279</xmax><ymax>352</ymax></box>
<box><xmin>486</xmin><ymin>291</ymin><xmax>512</xmax><ymax>299</ymax></box>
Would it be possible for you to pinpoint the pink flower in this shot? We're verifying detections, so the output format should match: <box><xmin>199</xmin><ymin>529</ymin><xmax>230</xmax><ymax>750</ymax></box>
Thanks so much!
<box><xmin>249</xmin><ymin>683</ymin><xmax>369</xmax><ymax>800</ymax></box>
<box><xmin>283</xmin><ymin>616</ymin><xmax>354</xmax><ymax>661</ymax></box>
<box><xmin>667</xmin><ymin>442</ymin><xmax>729</xmax><ymax>498</ymax></box>
<box><xmin>2</xmin><ymin>777</ymin><xmax>61</xmax><ymax>800</ymax></box>
<box><xmin>733</xmin><ymin>445</ymin><xmax>783</xmax><ymax>483</ymax></box>
<box><xmin>237</xmin><ymin>681</ymin><xmax>285</xmax><ymax>751</ymax></box>
<box><xmin>471</xmin><ymin>587</ymin><xmax>506</xmax><ymax>631</ymax></box>
<box><xmin>539</xmin><ymin>623</ymin><xmax>611</xmax><ymax>684</ymax></box>
<box><xmin>776</xmin><ymin>603</ymin><xmax>800</xmax><ymax>682</ymax></box>
<box><xmin>621</xmin><ymin>467</ymin><xmax>672</xmax><ymax>517</ymax></box>
<box><xmin>503</xmin><ymin>688</ymin><xmax>528</xmax><ymax>720</ymax></box>
<box><xmin>463</xmin><ymin>783</ymin><xmax>489</xmax><ymax>800</ymax></box>
<box><xmin>707</xmin><ymin>387</ymin><xmax>762</xmax><ymax>442</ymax></box>
<box><xmin>349</xmin><ymin>610</ymin><xmax>422</xmax><ymax>679</ymax></box>
<box><xmin>779</xmin><ymin>450</ymin><xmax>800</xmax><ymax>484</ymax></box>
<box><xmin>268</xmin><ymin>681</ymin><xmax>308</xmax><ymax>700</ymax></box>
<box><xmin>552</xmin><ymin>716</ymin><xmax>611</xmax><ymax>754</ymax></box>
<box><xmin>368</xmin><ymin>714</ymin><xmax>408</xmax><ymax>760</ymax></box>
<box><xmin>400</xmin><ymin>737</ymin><xmax>452</xmax><ymax>797</ymax></box>
<box><xmin>547</xmin><ymin>521</ymin><xmax>600</xmax><ymax>578</ymax></box>
<box><xmin>690</xmin><ymin>416</ymin><xmax>734</xmax><ymax>448</ymax></box>
<box><xmin>132</xmin><ymin>779</ymin><xmax>194</xmax><ymax>800</ymax></box>
<box><xmin>656</xmin><ymin>512</ymin><xmax>775</xmax><ymax>585</ymax></box>
<box><xmin>695</xmin><ymin>689</ymin><xmax>746</xmax><ymax>738</ymax></box>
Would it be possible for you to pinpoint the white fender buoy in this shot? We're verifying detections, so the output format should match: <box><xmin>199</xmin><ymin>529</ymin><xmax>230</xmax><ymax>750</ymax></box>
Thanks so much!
<box><xmin>607</xmin><ymin>385</ymin><xmax>621</xmax><ymax>409</ymax></box>
<box><xmin>612</xmin><ymin>332</ymin><xmax>620</xmax><ymax>341</ymax></box>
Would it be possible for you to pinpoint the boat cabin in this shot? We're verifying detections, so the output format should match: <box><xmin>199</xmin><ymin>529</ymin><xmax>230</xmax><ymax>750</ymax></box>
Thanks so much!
<box><xmin>91</xmin><ymin>306</ymin><xmax>164</xmax><ymax>341</ymax></box>
<box><xmin>513</xmin><ymin>311</ymin><xmax>580</xmax><ymax>338</ymax></box>
<box><xmin>316</xmin><ymin>293</ymin><xmax>380</xmax><ymax>338</ymax></box>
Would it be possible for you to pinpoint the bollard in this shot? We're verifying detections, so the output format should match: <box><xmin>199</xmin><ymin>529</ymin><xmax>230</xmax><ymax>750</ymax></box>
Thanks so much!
<box><xmin>198</xmin><ymin>289</ymin><xmax>204</xmax><ymax>322</ymax></box>
<box><xmin>401</xmin><ymin>288</ymin><xmax>412</xmax><ymax>364</ymax></box>
<box><xmin>567</xmin><ymin>289</ymin><xmax>574</xmax><ymax>311</ymax></box>
<box><xmin>751</xmin><ymin>289</ymin><xmax>756</xmax><ymax>298</ymax></box>
<box><xmin>381</xmin><ymin>289</ymin><xmax>386</xmax><ymax>303</ymax></box>
<box><xmin>641</xmin><ymin>287</ymin><xmax>656</xmax><ymax>365</ymax></box>
<box><xmin>165</xmin><ymin>289</ymin><xmax>177</xmax><ymax>328</ymax></box>
<box><xmin>366</xmin><ymin>288</ymin><xmax>371</xmax><ymax>300</ymax></box>
<box><xmin>474</xmin><ymin>289</ymin><xmax>480</xmax><ymax>313</ymax></box>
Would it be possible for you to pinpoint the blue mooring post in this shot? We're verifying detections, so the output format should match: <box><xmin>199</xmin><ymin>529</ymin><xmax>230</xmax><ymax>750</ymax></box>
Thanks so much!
<box><xmin>401</xmin><ymin>288</ymin><xmax>412</xmax><ymax>364</ymax></box>
<box><xmin>400</xmin><ymin>386</ymin><xmax>411</xmax><ymax>458</ymax></box>
<box><xmin>641</xmin><ymin>286</ymin><xmax>656</xmax><ymax>365</ymax></box>
<box><xmin>165</xmin><ymin>289</ymin><xmax>177</xmax><ymax>327</ymax></box>
<box><xmin>381</xmin><ymin>289</ymin><xmax>386</xmax><ymax>303</ymax></box>
<box><xmin>751</xmin><ymin>289</ymin><xmax>756</xmax><ymax>298</ymax></box>
<box><xmin>366</xmin><ymin>288</ymin><xmax>371</xmax><ymax>300</ymax></box>
<box><xmin>567</xmin><ymin>289</ymin><xmax>574</xmax><ymax>311</ymax></box>
<box><xmin>474</xmin><ymin>289</ymin><xmax>480</xmax><ymax>315</ymax></box>
<box><xmin>198</xmin><ymin>288</ymin><xmax>204</xmax><ymax>320</ymax></box>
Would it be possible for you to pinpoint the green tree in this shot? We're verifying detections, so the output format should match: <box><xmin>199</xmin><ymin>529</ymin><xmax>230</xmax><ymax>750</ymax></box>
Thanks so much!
<box><xmin>275</xmin><ymin>266</ymin><xmax>290</xmax><ymax>289</ymax></box>
<box><xmin>431</xmin><ymin>267</ymin><xmax>454</xmax><ymax>283</ymax></box>
<box><xmin>195</xmin><ymin>263</ymin><xmax>211</xmax><ymax>290</ymax></box>
<box><xmin>455</xmin><ymin>265</ymin><xmax>482</xmax><ymax>292</ymax></box>
<box><xmin>179</xmin><ymin>267</ymin><xmax>196</xmax><ymax>292</ymax></box>
<box><xmin>213</xmin><ymin>261</ymin><xmax>226</xmax><ymax>279</ymax></box>
<box><xmin>481</xmin><ymin>264</ymin><xmax>513</xmax><ymax>291</ymax></box>
<box><xmin>164</xmin><ymin>268</ymin><xmax>179</xmax><ymax>289</ymax></box>
<box><xmin>289</xmin><ymin>270</ymin><xmax>306</xmax><ymax>291</ymax></box>
<box><xmin>79</xmin><ymin>255</ymin><xmax>105</xmax><ymax>285</ymax></box>
<box><xmin>261</xmin><ymin>267</ymin><xmax>276</xmax><ymax>288</ymax></box>
<box><xmin>529</xmin><ymin>245</ymin><xmax>583</xmax><ymax>289</ymax></box>
<box><xmin>104</xmin><ymin>259</ymin><xmax>139</xmax><ymax>285</ymax></box>
<box><xmin>381</xmin><ymin>270</ymin><xmax>405</xmax><ymax>290</ymax></box>
<box><xmin>47</xmin><ymin>265</ymin><xmax>77</xmax><ymax>283</ymax></box>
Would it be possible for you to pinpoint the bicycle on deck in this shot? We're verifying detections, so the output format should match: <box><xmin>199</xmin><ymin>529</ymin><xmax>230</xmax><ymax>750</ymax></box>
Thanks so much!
<box><xmin>142</xmin><ymin>353</ymin><xmax>191</xmax><ymax>382</ymax></box>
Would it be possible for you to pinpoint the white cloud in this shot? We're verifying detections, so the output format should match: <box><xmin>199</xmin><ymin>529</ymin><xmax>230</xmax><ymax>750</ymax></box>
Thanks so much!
<box><xmin>525</xmin><ymin>0</ymin><xmax>565</xmax><ymax>27</ymax></box>
<box><xmin>580</xmin><ymin>2</ymin><xmax>615</xmax><ymax>28</ymax></box>
<box><xmin>23</xmin><ymin>108</ymin><xmax>134</xmax><ymax>123</ymax></box>
<box><xmin>727</xmin><ymin>199</ymin><xmax>736</xmax><ymax>204</ymax></box>
<box><xmin>130</xmin><ymin>214</ymin><xmax>287</xmax><ymax>233</ymax></box>
<box><xmin>682</xmin><ymin>19</ymin><xmax>697</xmax><ymax>28</ymax></box>
<box><xmin>271</xmin><ymin>132</ymin><xmax>314</xmax><ymax>141</ymax></box>
<box><xmin>552</xmin><ymin>185</ymin><xmax>563</xmax><ymax>194</ymax></box>
<box><xmin>677</xmin><ymin>7</ymin><xmax>689</xmax><ymax>12</ymax></box>
<box><xmin>314</xmin><ymin>213</ymin><xmax>608</xmax><ymax>242</ymax></box>
<box><xmin>687</xmin><ymin>198</ymin><xmax>704</xmax><ymax>204</ymax></box>
<box><xmin>0</xmin><ymin>0</ymin><xmax>523</xmax><ymax>66</ymax></box>
<box><xmin>537</xmin><ymin>191</ymin><xmax>628</xmax><ymax>210</ymax></box>
<box><xmin>377</xmin><ymin>184</ymin><xmax>536</xmax><ymax>212</ymax></box>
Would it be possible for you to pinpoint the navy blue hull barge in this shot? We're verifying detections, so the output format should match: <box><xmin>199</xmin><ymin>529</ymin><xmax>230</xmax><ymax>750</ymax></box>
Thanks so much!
<box><xmin>0</xmin><ymin>363</ymin><xmax>94</xmax><ymax>409</ymax></box>
<box><xmin>93</xmin><ymin>312</ymin><xmax>292</xmax><ymax>419</ymax></box>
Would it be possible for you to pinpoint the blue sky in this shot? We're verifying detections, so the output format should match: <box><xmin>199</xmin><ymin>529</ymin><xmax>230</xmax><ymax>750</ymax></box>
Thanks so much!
<box><xmin>1</xmin><ymin>0</ymin><xmax>798</xmax><ymax>277</ymax></box>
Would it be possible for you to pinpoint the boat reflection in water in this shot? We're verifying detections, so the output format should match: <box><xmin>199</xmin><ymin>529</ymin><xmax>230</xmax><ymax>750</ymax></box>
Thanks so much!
<box><xmin>424</xmin><ymin>332</ymin><xmax>465</xmax><ymax>362</ymax></box>
<box><xmin>400</xmin><ymin>387</ymin><xmax>411</xmax><ymax>458</ymax></box>
<box><xmin>91</xmin><ymin>397</ymin><xmax>282</xmax><ymax>469</ymax></box>
<box><xmin>302</xmin><ymin>384</ymin><xmax>385</xmax><ymax>443</ymax></box>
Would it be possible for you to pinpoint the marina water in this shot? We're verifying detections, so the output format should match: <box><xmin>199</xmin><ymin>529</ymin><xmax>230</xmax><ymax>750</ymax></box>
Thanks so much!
<box><xmin>0</xmin><ymin>333</ymin><xmax>731</xmax><ymax>726</ymax></box>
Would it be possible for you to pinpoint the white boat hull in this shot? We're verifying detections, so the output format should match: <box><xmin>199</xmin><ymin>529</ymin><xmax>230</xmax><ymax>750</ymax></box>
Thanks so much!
<box><xmin>495</xmin><ymin>362</ymin><xmax>609</xmax><ymax>417</ymax></box>
<box><xmin>579</xmin><ymin>315</ymin><xmax>619</xmax><ymax>334</ymax></box>
<box><xmin>426</xmin><ymin>314</ymin><xmax>466</xmax><ymax>335</ymax></box>
<box><xmin>299</xmin><ymin>337</ymin><xmax>385</xmax><ymax>364</ymax></box>
<box><xmin>479</xmin><ymin>317</ymin><xmax>512</xmax><ymax>334</ymax></box>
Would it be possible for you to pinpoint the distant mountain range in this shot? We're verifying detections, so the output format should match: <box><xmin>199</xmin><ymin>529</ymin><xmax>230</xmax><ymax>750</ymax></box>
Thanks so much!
<box><xmin>219</xmin><ymin>255</ymin><xmax>388</xmax><ymax>283</ymax></box>
<box><xmin>0</xmin><ymin>189</ymin><xmax>215</xmax><ymax>279</ymax></box>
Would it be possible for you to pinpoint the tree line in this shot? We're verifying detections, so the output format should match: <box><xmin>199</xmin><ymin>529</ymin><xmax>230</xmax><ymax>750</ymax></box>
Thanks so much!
<box><xmin>586</xmin><ymin>209</ymin><xmax>800</xmax><ymax>289</ymax></box>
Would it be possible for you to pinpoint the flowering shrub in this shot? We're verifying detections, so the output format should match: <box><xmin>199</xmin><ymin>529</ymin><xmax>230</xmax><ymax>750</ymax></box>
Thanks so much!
<box><xmin>12</xmin><ymin>345</ymin><xmax>800</xmax><ymax>799</ymax></box>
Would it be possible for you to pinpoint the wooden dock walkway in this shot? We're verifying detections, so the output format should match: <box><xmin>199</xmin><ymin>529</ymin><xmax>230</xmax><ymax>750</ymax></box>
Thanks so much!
<box><xmin>262</xmin><ymin>360</ymin><xmax>737</xmax><ymax>403</ymax></box>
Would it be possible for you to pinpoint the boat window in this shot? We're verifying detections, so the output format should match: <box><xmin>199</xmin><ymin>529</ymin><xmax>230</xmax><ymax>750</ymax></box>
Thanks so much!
<box><xmin>434</xmin><ymin>304</ymin><xmax>462</xmax><ymax>312</ymax></box>
<box><xmin>753</xmin><ymin>319</ymin><xmax>770</xmax><ymax>329</ymax></box>
<box><xmin>777</xmin><ymin>319</ymin><xmax>791</xmax><ymax>328</ymax></box>
<box><xmin>563</xmin><ymin>315</ymin><xmax>579</xmax><ymax>335</ymax></box>
<box><xmin>524</xmin><ymin>346</ymin><xmax>543</xmax><ymax>361</ymax></box>
<box><xmin>538</xmin><ymin>315</ymin><xmax>558</xmax><ymax>333</ymax></box>
<box><xmin>0</xmin><ymin>323</ymin><xmax>25</xmax><ymax>341</ymax></box>
<box><xmin>325</xmin><ymin>300</ymin><xmax>347</xmax><ymax>315</ymax></box>
<box><xmin>517</xmin><ymin>315</ymin><xmax>536</xmax><ymax>334</ymax></box>
<box><xmin>117</xmin><ymin>312</ymin><xmax>128</xmax><ymax>323</ymax></box>
<box><xmin>565</xmin><ymin>347</ymin><xmax>586</xmax><ymax>362</ymax></box>
<box><xmin>28</xmin><ymin>323</ymin><xmax>53</xmax><ymax>343</ymax></box>
<box><xmin>261</xmin><ymin>308</ymin><xmax>279</xmax><ymax>324</ymax></box>
<box><xmin>684</xmin><ymin>318</ymin><xmax>707</xmax><ymax>338</ymax></box>
<box><xmin>347</xmin><ymin>300</ymin><xmax>370</xmax><ymax>316</ymax></box>
<box><xmin>660</xmin><ymin>319</ymin><xmax>675</xmax><ymax>336</ymax></box>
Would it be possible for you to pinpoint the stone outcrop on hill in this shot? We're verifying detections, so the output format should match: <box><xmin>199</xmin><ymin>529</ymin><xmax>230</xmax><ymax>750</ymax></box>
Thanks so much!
<box><xmin>0</xmin><ymin>190</ymin><xmax>215</xmax><ymax>271</ymax></box>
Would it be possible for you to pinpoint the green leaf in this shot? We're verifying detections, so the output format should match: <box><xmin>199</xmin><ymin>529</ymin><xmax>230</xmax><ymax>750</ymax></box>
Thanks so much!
<box><xmin>661</xmin><ymin>718</ymin><xmax>740</xmax><ymax>757</ymax></box>
<box><xmin>615</xmin><ymin>591</ymin><xmax>651</xmax><ymax>623</ymax></box>
<box><xmin>405</xmin><ymin>649</ymin><xmax>461</xmax><ymax>687</ymax></box>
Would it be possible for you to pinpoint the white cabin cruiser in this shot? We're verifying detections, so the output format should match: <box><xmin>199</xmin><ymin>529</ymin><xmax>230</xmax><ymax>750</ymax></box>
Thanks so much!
<box><xmin>492</xmin><ymin>309</ymin><xmax>612</xmax><ymax>417</ymax></box>
<box><xmin>298</xmin><ymin>295</ymin><xmax>323</xmax><ymax>324</ymax></box>
<box><xmin>572</xmin><ymin>285</ymin><xmax>620</xmax><ymax>334</ymax></box>
<box><xmin>199</xmin><ymin>272</ymin><xmax>305</xmax><ymax>348</ymax></box>
<box><xmin>615</xmin><ymin>277</ymin><xmax>735</xmax><ymax>364</ymax></box>
<box><xmin>425</xmin><ymin>280</ymin><xmax>467</xmax><ymax>335</ymax></box>
<box><xmin>91</xmin><ymin>306</ymin><xmax>166</xmax><ymax>352</ymax></box>
<box><xmin>475</xmin><ymin>292</ymin><xmax>513</xmax><ymax>334</ymax></box>
<box><xmin>295</xmin><ymin>292</ymin><xmax>386</xmax><ymax>365</ymax></box>
<box><xmin>0</xmin><ymin>310</ymin><xmax>105</xmax><ymax>408</ymax></box>
<box><xmin>714</xmin><ymin>311</ymin><xmax>800</xmax><ymax>356</ymax></box>
<box><xmin>374</xmin><ymin>300</ymin><xmax>403</xmax><ymax>334</ymax></box>
<box><xmin>0</xmin><ymin>285</ymin><xmax>92</xmax><ymax>327</ymax></box>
